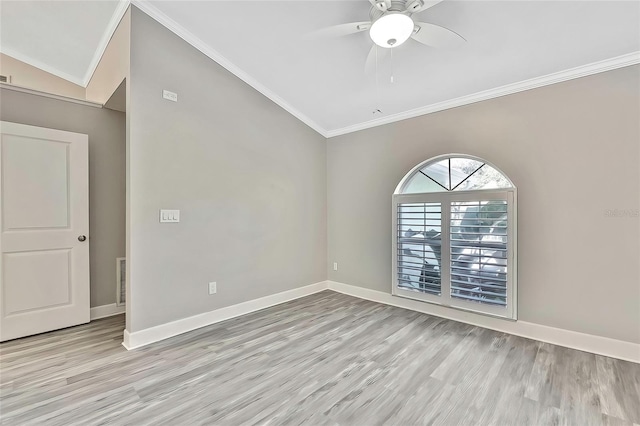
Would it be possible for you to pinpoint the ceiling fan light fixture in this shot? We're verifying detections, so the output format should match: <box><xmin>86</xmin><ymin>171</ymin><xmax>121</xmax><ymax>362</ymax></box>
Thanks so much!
<box><xmin>369</xmin><ymin>13</ymin><xmax>414</xmax><ymax>48</ymax></box>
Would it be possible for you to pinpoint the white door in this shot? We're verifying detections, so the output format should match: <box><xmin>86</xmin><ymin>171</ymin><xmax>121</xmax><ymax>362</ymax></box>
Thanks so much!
<box><xmin>0</xmin><ymin>121</ymin><xmax>89</xmax><ymax>341</ymax></box>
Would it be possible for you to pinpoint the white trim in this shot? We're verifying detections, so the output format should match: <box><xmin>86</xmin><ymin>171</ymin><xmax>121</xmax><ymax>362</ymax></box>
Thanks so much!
<box><xmin>82</xmin><ymin>0</ymin><xmax>130</xmax><ymax>87</ymax></box>
<box><xmin>0</xmin><ymin>1</ymin><xmax>130</xmax><ymax>88</ymax></box>
<box><xmin>130</xmin><ymin>0</ymin><xmax>329</xmax><ymax>138</ymax></box>
<box><xmin>2</xmin><ymin>0</ymin><xmax>638</xmax><ymax>137</ymax></box>
<box><xmin>131</xmin><ymin>2</ymin><xmax>638</xmax><ymax>138</ymax></box>
<box><xmin>0</xmin><ymin>47</ymin><xmax>86</xmax><ymax>87</ymax></box>
<box><xmin>122</xmin><ymin>281</ymin><xmax>329</xmax><ymax>350</ymax></box>
<box><xmin>90</xmin><ymin>303</ymin><xmax>126</xmax><ymax>320</ymax></box>
<box><xmin>119</xmin><ymin>278</ymin><xmax>639</xmax><ymax>362</ymax></box>
<box><xmin>123</xmin><ymin>329</ymin><xmax>132</xmax><ymax>349</ymax></box>
<box><xmin>116</xmin><ymin>257</ymin><xmax>126</xmax><ymax>307</ymax></box>
<box><xmin>327</xmin><ymin>281</ymin><xmax>640</xmax><ymax>364</ymax></box>
<box><xmin>325</xmin><ymin>51</ymin><xmax>640</xmax><ymax>137</ymax></box>
<box><xmin>0</xmin><ymin>82</ymin><xmax>102</xmax><ymax>108</ymax></box>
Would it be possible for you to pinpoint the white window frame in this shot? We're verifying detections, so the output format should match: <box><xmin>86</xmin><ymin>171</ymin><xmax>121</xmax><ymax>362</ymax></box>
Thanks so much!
<box><xmin>392</xmin><ymin>155</ymin><xmax>518</xmax><ymax>320</ymax></box>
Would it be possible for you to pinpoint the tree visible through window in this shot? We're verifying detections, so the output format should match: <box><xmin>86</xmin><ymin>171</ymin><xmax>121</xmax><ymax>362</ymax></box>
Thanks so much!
<box><xmin>393</xmin><ymin>155</ymin><xmax>517</xmax><ymax>319</ymax></box>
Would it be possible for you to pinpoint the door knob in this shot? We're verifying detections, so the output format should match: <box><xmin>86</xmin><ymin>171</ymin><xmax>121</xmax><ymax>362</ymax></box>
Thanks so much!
<box><xmin>78</xmin><ymin>235</ymin><xmax>87</xmax><ymax>242</ymax></box>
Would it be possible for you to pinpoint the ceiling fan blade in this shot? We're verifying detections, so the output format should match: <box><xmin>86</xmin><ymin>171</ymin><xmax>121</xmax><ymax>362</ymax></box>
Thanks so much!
<box><xmin>364</xmin><ymin>44</ymin><xmax>389</xmax><ymax>76</ymax></box>
<box><xmin>305</xmin><ymin>22</ymin><xmax>371</xmax><ymax>40</ymax></box>
<box><xmin>406</xmin><ymin>0</ymin><xmax>443</xmax><ymax>13</ymax></box>
<box><xmin>411</xmin><ymin>22</ymin><xmax>466</xmax><ymax>48</ymax></box>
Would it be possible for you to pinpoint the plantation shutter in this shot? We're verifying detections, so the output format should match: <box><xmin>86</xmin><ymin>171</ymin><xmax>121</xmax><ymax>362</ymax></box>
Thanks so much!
<box><xmin>393</xmin><ymin>191</ymin><xmax>515</xmax><ymax>319</ymax></box>
<box><xmin>449</xmin><ymin>200</ymin><xmax>508</xmax><ymax>307</ymax></box>
<box><xmin>396</xmin><ymin>202</ymin><xmax>443</xmax><ymax>296</ymax></box>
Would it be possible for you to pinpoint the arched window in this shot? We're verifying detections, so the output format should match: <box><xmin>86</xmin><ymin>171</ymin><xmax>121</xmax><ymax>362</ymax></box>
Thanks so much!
<box><xmin>392</xmin><ymin>154</ymin><xmax>517</xmax><ymax>319</ymax></box>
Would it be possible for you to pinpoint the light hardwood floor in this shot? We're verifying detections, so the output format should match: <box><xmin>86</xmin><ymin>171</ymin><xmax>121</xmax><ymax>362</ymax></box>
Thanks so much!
<box><xmin>1</xmin><ymin>291</ymin><xmax>639</xmax><ymax>425</ymax></box>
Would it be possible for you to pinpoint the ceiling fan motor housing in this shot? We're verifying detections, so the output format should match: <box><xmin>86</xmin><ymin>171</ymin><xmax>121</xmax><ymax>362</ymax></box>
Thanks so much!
<box><xmin>372</xmin><ymin>0</ymin><xmax>391</xmax><ymax>12</ymax></box>
<box><xmin>369</xmin><ymin>0</ymin><xmax>413</xmax><ymax>21</ymax></box>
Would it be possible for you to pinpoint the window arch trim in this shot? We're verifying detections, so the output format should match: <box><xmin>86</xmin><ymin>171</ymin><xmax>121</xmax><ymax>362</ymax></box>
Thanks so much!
<box><xmin>394</xmin><ymin>153</ymin><xmax>516</xmax><ymax>195</ymax></box>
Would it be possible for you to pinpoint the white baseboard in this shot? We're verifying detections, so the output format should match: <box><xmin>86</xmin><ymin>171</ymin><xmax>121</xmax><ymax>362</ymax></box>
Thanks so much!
<box><xmin>90</xmin><ymin>303</ymin><xmax>125</xmax><ymax>320</ymax></box>
<box><xmin>119</xmin><ymin>278</ymin><xmax>639</xmax><ymax>363</ymax></box>
<box><xmin>122</xmin><ymin>281</ymin><xmax>329</xmax><ymax>350</ymax></box>
<box><xmin>327</xmin><ymin>281</ymin><xmax>640</xmax><ymax>364</ymax></box>
<box><xmin>123</xmin><ymin>329</ymin><xmax>132</xmax><ymax>350</ymax></box>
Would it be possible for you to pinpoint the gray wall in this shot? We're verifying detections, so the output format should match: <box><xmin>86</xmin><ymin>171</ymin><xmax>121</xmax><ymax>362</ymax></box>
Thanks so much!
<box><xmin>327</xmin><ymin>65</ymin><xmax>640</xmax><ymax>344</ymax></box>
<box><xmin>0</xmin><ymin>88</ymin><xmax>126</xmax><ymax>308</ymax></box>
<box><xmin>127</xmin><ymin>8</ymin><xmax>327</xmax><ymax>332</ymax></box>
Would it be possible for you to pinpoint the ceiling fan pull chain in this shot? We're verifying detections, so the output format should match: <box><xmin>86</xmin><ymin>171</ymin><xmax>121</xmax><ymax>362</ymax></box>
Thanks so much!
<box><xmin>390</xmin><ymin>48</ymin><xmax>394</xmax><ymax>84</ymax></box>
<box><xmin>375</xmin><ymin>45</ymin><xmax>381</xmax><ymax>106</ymax></box>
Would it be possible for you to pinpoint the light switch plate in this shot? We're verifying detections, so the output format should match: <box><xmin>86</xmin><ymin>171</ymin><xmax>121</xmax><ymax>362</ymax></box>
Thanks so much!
<box><xmin>160</xmin><ymin>209</ymin><xmax>180</xmax><ymax>223</ymax></box>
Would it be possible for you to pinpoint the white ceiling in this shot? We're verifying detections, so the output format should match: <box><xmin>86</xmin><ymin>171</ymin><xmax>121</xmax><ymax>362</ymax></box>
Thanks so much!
<box><xmin>0</xmin><ymin>0</ymin><xmax>127</xmax><ymax>86</ymax></box>
<box><xmin>2</xmin><ymin>1</ymin><xmax>639</xmax><ymax>136</ymax></box>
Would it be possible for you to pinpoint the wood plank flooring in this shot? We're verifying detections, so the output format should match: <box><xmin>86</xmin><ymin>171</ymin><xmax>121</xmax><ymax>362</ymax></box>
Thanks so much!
<box><xmin>1</xmin><ymin>291</ymin><xmax>639</xmax><ymax>425</ymax></box>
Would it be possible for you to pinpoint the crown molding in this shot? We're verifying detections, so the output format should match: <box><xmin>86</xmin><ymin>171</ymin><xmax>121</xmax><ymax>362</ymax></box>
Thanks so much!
<box><xmin>128</xmin><ymin>0</ymin><xmax>638</xmax><ymax>139</ymax></box>
<box><xmin>1</xmin><ymin>0</ymin><xmax>130</xmax><ymax>88</ymax></box>
<box><xmin>0</xmin><ymin>47</ymin><xmax>85</xmax><ymax>87</ymax></box>
<box><xmin>0</xmin><ymin>82</ymin><xmax>102</xmax><ymax>108</ymax></box>
<box><xmin>82</xmin><ymin>0</ymin><xmax>130</xmax><ymax>87</ymax></box>
<box><xmin>325</xmin><ymin>51</ymin><xmax>640</xmax><ymax>138</ymax></box>
<box><xmin>130</xmin><ymin>0</ymin><xmax>329</xmax><ymax>138</ymax></box>
<box><xmin>4</xmin><ymin>0</ymin><xmax>636</xmax><ymax>138</ymax></box>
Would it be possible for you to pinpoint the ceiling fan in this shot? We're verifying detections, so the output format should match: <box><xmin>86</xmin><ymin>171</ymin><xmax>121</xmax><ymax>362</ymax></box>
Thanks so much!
<box><xmin>310</xmin><ymin>0</ymin><xmax>465</xmax><ymax>71</ymax></box>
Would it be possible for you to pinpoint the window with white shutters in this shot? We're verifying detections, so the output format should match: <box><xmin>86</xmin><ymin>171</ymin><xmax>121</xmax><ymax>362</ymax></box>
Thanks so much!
<box><xmin>392</xmin><ymin>155</ymin><xmax>517</xmax><ymax>319</ymax></box>
<box><xmin>397</xmin><ymin>202</ymin><xmax>442</xmax><ymax>296</ymax></box>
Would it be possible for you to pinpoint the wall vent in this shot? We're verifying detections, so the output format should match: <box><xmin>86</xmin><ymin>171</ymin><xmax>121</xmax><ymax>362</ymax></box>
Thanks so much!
<box><xmin>116</xmin><ymin>257</ymin><xmax>126</xmax><ymax>306</ymax></box>
<box><xmin>0</xmin><ymin>75</ymin><xmax>9</xmax><ymax>83</ymax></box>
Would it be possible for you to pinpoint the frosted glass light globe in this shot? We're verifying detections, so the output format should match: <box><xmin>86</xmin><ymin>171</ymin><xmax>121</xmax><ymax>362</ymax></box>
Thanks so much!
<box><xmin>369</xmin><ymin>13</ymin><xmax>414</xmax><ymax>48</ymax></box>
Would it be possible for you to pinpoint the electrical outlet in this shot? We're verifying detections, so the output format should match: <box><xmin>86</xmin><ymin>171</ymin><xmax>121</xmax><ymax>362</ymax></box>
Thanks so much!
<box><xmin>208</xmin><ymin>282</ymin><xmax>217</xmax><ymax>295</ymax></box>
<box><xmin>333</xmin><ymin>262</ymin><xmax>338</xmax><ymax>271</ymax></box>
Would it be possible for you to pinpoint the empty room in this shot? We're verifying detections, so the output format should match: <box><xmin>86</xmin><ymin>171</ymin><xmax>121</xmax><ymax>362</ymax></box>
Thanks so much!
<box><xmin>0</xmin><ymin>0</ymin><xmax>639</xmax><ymax>425</ymax></box>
